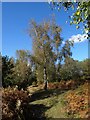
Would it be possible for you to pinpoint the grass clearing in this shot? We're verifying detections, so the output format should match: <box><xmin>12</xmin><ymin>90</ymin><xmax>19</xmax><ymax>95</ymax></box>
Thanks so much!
<box><xmin>29</xmin><ymin>89</ymin><xmax>68</xmax><ymax>118</ymax></box>
<box><xmin>28</xmin><ymin>82</ymin><xmax>88</xmax><ymax>119</ymax></box>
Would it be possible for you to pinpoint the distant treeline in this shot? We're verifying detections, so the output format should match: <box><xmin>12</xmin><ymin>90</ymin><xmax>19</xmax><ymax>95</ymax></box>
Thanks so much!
<box><xmin>1</xmin><ymin>50</ymin><xmax>90</xmax><ymax>89</ymax></box>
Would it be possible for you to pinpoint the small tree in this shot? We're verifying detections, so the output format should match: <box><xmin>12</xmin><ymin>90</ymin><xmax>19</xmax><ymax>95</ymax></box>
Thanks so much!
<box><xmin>13</xmin><ymin>50</ymin><xmax>35</xmax><ymax>89</ymax></box>
<box><xmin>2</xmin><ymin>56</ymin><xmax>15</xmax><ymax>87</ymax></box>
<box><xmin>60</xmin><ymin>57</ymin><xmax>83</xmax><ymax>81</ymax></box>
<box><xmin>79</xmin><ymin>59</ymin><xmax>90</xmax><ymax>81</ymax></box>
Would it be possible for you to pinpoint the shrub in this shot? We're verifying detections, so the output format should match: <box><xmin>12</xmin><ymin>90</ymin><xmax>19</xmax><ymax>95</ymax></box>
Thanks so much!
<box><xmin>48</xmin><ymin>80</ymin><xmax>83</xmax><ymax>90</ymax></box>
<box><xmin>2</xmin><ymin>87</ymin><xmax>30</xmax><ymax>120</ymax></box>
<box><xmin>65</xmin><ymin>82</ymin><xmax>89</xmax><ymax>118</ymax></box>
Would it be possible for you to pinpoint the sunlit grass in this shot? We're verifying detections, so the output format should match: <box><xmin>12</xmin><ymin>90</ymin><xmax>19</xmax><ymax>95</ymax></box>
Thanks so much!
<box><xmin>28</xmin><ymin>82</ymin><xmax>88</xmax><ymax>118</ymax></box>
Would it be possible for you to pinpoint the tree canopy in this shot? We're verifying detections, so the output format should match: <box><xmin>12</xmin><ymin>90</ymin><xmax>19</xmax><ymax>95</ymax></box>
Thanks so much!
<box><xmin>29</xmin><ymin>18</ymin><xmax>74</xmax><ymax>83</ymax></box>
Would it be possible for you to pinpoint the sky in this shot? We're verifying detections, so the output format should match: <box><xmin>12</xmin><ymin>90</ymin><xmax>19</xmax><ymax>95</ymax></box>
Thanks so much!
<box><xmin>2</xmin><ymin>2</ymin><xmax>88</xmax><ymax>61</ymax></box>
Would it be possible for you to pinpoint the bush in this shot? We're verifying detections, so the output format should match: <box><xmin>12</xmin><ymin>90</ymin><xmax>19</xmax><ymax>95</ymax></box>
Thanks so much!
<box><xmin>48</xmin><ymin>80</ymin><xmax>82</xmax><ymax>90</ymax></box>
<box><xmin>65</xmin><ymin>82</ymin><xmax>89</xmax><ymax>118</ymax></box>
<box><xmin>2</xmin><ymin>87</ymin><xmax>30</xmax><ymax>120</ymax></box>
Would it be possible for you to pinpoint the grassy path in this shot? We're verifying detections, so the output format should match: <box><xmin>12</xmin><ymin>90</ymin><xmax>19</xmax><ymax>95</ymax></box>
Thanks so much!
<box><xmin>27</xmin><ymin>82</ymin><xmax>88</xmax><ymax>119</ymax></box>
<box><xmin>29</xmin><ymin>89</ymin><xmax>68</xmax><ymax>119</ymax></box>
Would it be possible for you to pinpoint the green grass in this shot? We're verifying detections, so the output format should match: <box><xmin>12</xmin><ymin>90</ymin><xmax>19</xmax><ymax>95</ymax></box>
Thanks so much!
<box><xmin>45</xmin><ymin>94</ymin><xmax>67</xmax><ymax>118</ymax></box>
<box><xmin>29</xmin><ymin>89</ymin><xmax>68</xmax><ymax>118</ymax></box>
<box><xmin>28</xmin><ymin>83</ymin><xmax>87</xmax><ymax>119</ymax></box>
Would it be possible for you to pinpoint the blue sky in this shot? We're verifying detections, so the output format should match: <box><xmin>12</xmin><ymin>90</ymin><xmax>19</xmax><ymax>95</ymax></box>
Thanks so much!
<box><xmin>2</xmin><ymin>2</ymin><xmax>88</xmax><ymax>61</ymax></box>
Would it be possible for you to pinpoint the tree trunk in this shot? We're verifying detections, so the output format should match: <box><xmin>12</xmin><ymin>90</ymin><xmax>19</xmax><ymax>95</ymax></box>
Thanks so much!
<box><xmin>43</xmin><ymin>66</ymin><xmax>48</xmax><ymax>90</ymax></box>
<box><xmin>87</xmin><ymin>14</ymin><xmax>90</xmax><ymax>41</ymax></box>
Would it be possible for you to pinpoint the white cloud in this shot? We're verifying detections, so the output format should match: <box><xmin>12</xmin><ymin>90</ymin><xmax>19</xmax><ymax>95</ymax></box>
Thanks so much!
<box><xmin>48</xmin><ymin>0</ymin><xmax>52</xmax><ymax>4</ymax></box>
<box><xmin>69</xmin><ymin>34</ymin><xmax>88</xmax><ymax>43</ymax></box>
<box><xmin>62</xmin><ymin>41</ymin><xmax>65</xmax><ymax>44</ymax></box>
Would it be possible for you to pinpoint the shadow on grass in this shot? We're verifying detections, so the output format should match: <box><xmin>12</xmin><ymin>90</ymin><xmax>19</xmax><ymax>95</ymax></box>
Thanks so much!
<box><xmin>30</xmin><ymin>89</ymin><xmax>67</xmax><ymax>102</ymax></box>
<box><xmin>23</xmin><ymin>103</ymin><xmax>50</xmax><ymax>120</ymax></box>
<box><xmin>29</xmin><ymin>80</ymin><xmax>86</xmax><ymax>102</ymax></box>
<box><xmin>22</xmin><ymin>81</ymin><xmax>87</xmax><ymax>119</ymax></box>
